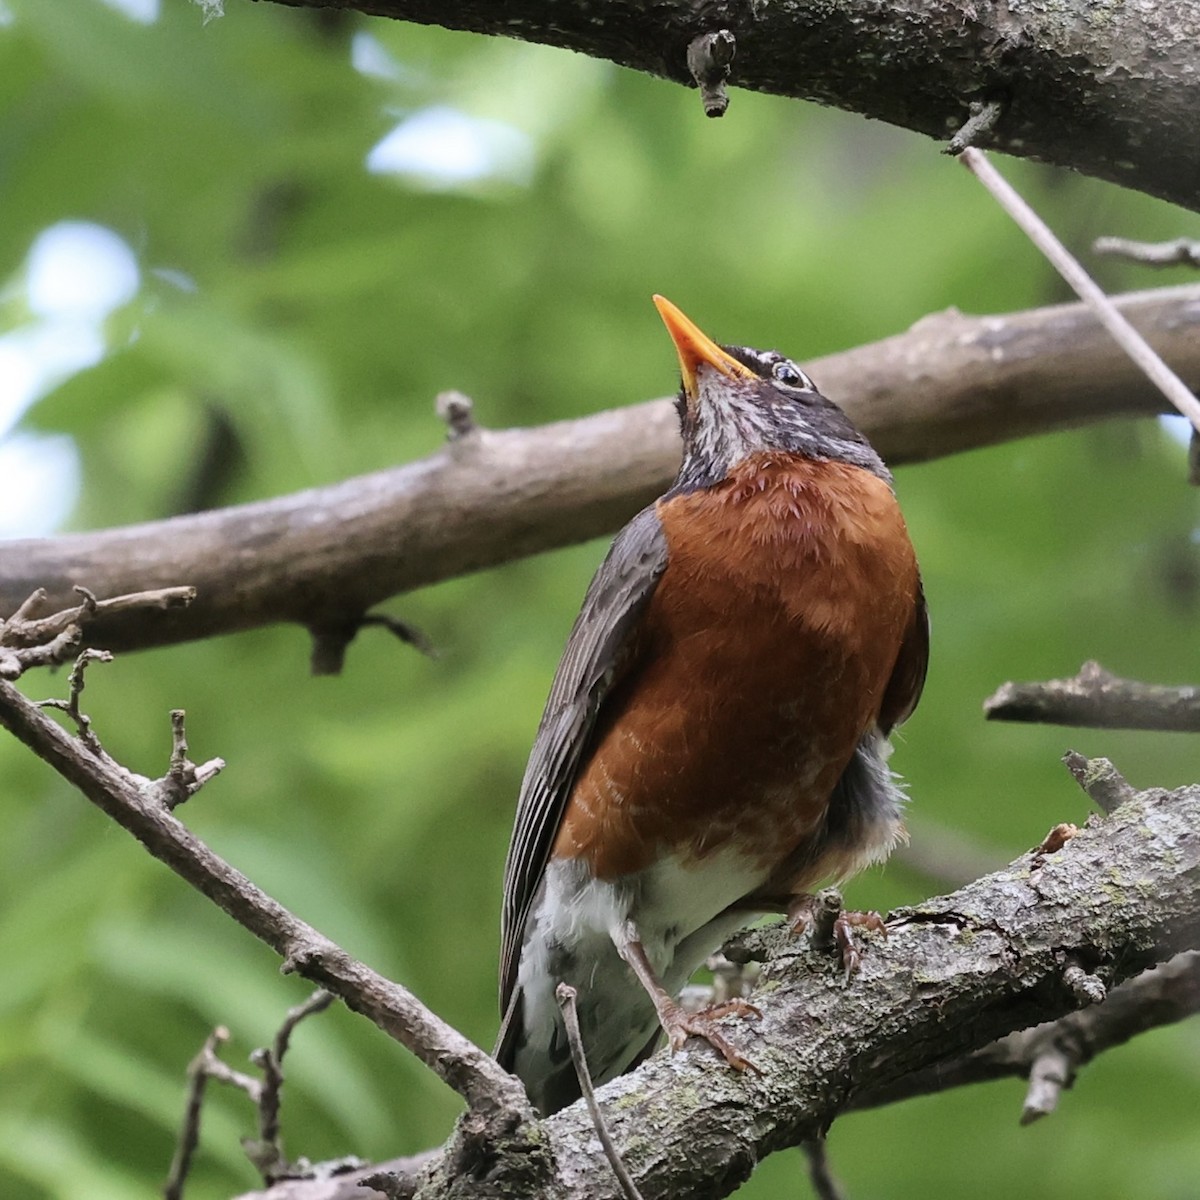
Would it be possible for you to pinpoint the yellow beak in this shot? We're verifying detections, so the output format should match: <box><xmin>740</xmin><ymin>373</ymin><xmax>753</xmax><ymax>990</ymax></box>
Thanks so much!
<box><xmin>653</xmin><ymin>294</ymin><xmax>756</xmax><ymax>399</ymax></box>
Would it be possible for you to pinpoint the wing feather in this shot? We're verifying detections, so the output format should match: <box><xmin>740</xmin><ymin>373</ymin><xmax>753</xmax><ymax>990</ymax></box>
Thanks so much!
<box><xmin>879</xmin><ymin>582</ymin><xmax>929</xmax><ymax>734</ymax></box>
<box><xmin>498</xmin><ymin>505</ymin><xmax>669</xmax><ymax>1011</ymax></box>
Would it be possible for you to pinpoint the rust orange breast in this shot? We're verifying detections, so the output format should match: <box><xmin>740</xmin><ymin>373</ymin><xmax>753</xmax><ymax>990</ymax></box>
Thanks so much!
<box><xmin>552</xmin><ymin>451</ymin><xmax>921</xmax><ymax>881</ymax></box>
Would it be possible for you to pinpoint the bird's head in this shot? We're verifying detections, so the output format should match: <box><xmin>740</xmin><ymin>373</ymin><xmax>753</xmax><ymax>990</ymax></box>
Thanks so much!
<box><xmin>653</xmin><ymin>294</ymin><xmax>888</xmax><ymax>491</ymax></box>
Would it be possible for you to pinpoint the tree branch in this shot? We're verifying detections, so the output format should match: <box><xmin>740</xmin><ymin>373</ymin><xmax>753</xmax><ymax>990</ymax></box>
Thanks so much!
<box><xmin>5</xmin><ymin>286</ymin><xmax>1198</xmax><ymax>660</ymax></box>
<box><xmin>235</xmin><ymin>781</ymin><xmax>1200</xmax><ymax>1200</ymax></box>
<box><xmin>985</xmin><ymin>661</ymin><xmax>1200</xmax><ymax>733</ymax></box>
<box><xmin>0</xmin><ymin>673</ymin><xmax>529</xmax><ymax>1123</ymax></box>
<box><xmin>848</xmin><ymin>950</ymin><xmax>1200</xmax><ymax>1118</ymax></box>
<box><xmin>265</xmin><ymin>0</ymin><xmax>1200</xmax><ymax>212</ymax></box>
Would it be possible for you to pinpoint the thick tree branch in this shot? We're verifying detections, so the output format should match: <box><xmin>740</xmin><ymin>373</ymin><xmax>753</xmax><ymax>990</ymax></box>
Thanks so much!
<box><xmin>4</xmin><ymin>286</ymin><xmax>1198</xmax><ymax>658</ymax></box>
<box><xmin>849</xmin><ymin>950</ymin><xmax>1200</xmax><ymax>1118</ymax></box>
<box><xmin>266</xmin><ymin>0</ymin><xmax>1200</xmax><ymax>212</ymax></box>
<box><xmin>236</xmin><ymin>782</ymin><xmax>1199</xmax><ymax>1200</ymax></box>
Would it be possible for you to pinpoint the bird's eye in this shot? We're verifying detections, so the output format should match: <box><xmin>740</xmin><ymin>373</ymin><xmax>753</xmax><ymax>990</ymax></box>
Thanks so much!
<box><xmin>771</xmin><ymin>359</ymin><xmax>810</xmax><ymax>389</ymax></box>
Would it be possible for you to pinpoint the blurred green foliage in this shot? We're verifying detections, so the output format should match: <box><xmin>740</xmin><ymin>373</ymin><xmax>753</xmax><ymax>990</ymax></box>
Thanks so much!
<box><xmin>2</xmin><ymin>1</ymin><xmax>1199</xmax><ymax>1197</ymax></box>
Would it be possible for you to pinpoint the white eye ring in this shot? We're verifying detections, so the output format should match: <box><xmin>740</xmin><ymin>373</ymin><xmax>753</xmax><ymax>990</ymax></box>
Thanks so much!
<box><xmin>771</xmin><ymin>359</ymin><xmax>811</xmax><ymax>389</ymax></box>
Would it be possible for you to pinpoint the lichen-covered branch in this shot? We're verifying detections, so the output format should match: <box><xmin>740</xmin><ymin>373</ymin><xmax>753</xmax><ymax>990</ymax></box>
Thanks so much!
<box><xmin>849</xmin><ymin>950</ymin><xmax>1200</xmax><ymax>1118</ymax></box>
<box><xmin>3</xmin><ymin>286</ymin><xmax>1197</xmax><ymax>660</ymax></box>
<box><xmin>236</xmin><ymin>783</ymin><xmax>1200</xmax><ymax>1200</ymax></box>
<box><xmin>265</xmin><ymin>0</ymin><xmax>1200</xmax><ymax>212</ymax></box>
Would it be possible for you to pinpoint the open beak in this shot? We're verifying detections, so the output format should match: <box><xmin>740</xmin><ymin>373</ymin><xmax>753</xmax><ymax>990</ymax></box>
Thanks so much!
<box><xmin>653</xmin><ymin>294</ymin><xmax>756</xmax><ymax>401</ymax></box>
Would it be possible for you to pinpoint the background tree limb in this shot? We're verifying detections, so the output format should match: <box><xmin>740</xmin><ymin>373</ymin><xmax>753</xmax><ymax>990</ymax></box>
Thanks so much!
<box><xmin>2</xmin><ymin>285</ymin><xmax>1195</xmax><ymax>657</ymax></box>
<box><xmin>266</xmin><ymin>0</ymin><xmax>1200</xmax><ymax>213</ymax></box>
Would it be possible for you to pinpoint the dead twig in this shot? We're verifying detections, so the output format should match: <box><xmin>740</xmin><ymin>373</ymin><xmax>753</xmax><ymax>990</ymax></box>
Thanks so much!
<box><xmin>556</xmin><ymin>983</ymin><xmax>645</xmax><ymax>1200</ymax></box>
<box><xmin>34</xmin><ymin>647</ymin><xmax>113</xmax><ymax>753</ymax></box>
<box><xmin>165</xmin><ymin>1027</ymin><xmax>244</xmax><ymax>1200</ymax></box>
<box><xmin>0</xmin><ymin>670</ymin><xmax>531</xmax><ymax>1125</ymax></box>
<box><xmin>308</xmin><ymin>612</ymin><xmax>435</xmax><ymax>676</ymax></box>
<box><xmin>1061</xmin><ymin>753</ymin><xmax>1138</xmax><ymax>815</ymax></box>
<box><xmin>945</xmin><ymin>97</ymin><xmax>1003</xmax><ymax>155</ymax></box>
<box><xmin>159</xmin><ymin>709</ymin><xmax>227</xmax><ymax>810</ymax></box>
<box><xmin>246</xmin><ymin>990</ymin><xmax>337</xmax><ymax>1182</ymax></box>
<box><xmin>0</xmin><ymin>584</ymin><xmax>195</xmax><ymax>680</ymax></box>
<box><xmin>850</xmin><ymin>951</ymin><xmax>1200</xmax><ymax>1121</ymax></box>
<box><xmin>1094</xmin><ymin>236</ymin><xmax>1200</xmax><ymax>268</ymax></box>
<box><xmin>960</xmin><ymin>147</ymin><xmax>1200</xmax><ymax>435</ymax></box>
<box><xmin>985</xmin><ymin>660</ymin><xmax>1200</xmax><ymax>733</ymax></box>
<box><xmin>165</xmin><ymin>993</ymin><xmax>340</xmax><ymax>1198</ymax></box>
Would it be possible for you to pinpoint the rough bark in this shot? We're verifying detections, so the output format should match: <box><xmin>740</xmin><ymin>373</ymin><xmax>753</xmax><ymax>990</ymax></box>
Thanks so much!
<box><xmin>229</xmin><ymin>783</ymin><xmax>1200</xmax><ymax>1200</ymax></box>
<box><xmin>266</xmin><ymin>0</ymin><xmax>1200</xmax><ymax>213</ymax></box>
<box><xmin>3</xmin><ymin>285</ymin><xmax>1197</xmax><ymax>657</ymax></box>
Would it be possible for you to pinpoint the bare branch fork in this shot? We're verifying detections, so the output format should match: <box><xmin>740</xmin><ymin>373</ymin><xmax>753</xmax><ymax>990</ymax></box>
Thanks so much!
<box><xmin>0</xmin><ymin>584</ymin><xmax>195</xmax><ymax>679</ymax></box>
<box><xmin>166</xmin><ymin>992</ymin><xmax>345</xmax><ymax>1199</ymax></box>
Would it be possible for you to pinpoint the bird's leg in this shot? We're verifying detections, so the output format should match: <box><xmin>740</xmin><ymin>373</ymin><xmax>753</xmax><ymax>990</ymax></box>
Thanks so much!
<box><xmin>787</xmin><ymin>890</ymin><xmax>886</xmax><ymax>978</ymax></box>
<box><xmin>614</xmin><ymin>923</ymin><xmax>759</xmax><ymax>1072</ymax></box>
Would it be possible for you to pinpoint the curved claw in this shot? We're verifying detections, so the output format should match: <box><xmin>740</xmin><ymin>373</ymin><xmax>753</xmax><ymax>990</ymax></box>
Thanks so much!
<box><xmin>665</xmin><ymin>1002</ymin><xmax>761</xmax><ymax>1073</ymax></box>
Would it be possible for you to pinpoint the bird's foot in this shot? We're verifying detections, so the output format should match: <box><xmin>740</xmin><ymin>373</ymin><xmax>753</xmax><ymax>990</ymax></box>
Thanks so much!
<box><xmin>832</xmin><ymin>909</ymin><xmax>886</xmax><ymax>978</ymax></box>
<box><xmin>786</xmin><ymin>890</ymin><xmax>886</xmax><ymax>978</ymax></box>
<box><xmin>662</xmin><ymin>998</ymin><xmax>761</xmax><ymax>1072</ymax></box>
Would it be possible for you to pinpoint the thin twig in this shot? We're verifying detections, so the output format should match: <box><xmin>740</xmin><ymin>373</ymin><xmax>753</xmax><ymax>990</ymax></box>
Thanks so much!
<box><xmin>556</xmin><ymin>983</ymin><xmax>645</xmax><ymax>1200</ymax></box>
<box><xmin>35</xmin><ymin>647</ymin><xmax>113</xmax><ymax>753</ymax></box>
<box><xmin>1094</xmin><ymin>236</ymin><xmax>1200</xmax><ymax>268</ymax></box>
<box><xmin>0</xmin><ymin>673</ymin><xmax>531</xmax><ymax>1120</ymax></box>
<box><xmin>165</xmin><ymin>1027</ymin><xmax>235</xmax><ymax>1200</ymax></box>
<box><xmin>308</xmin><ymin>612</ymin><xmax>435</xmax><ymax>676</ymax></box>
<box><xmin>960</xmin><ymin>147</ymin><xmax>1200</xmax><ymax>434</ymax></box>
<box><xmin>158</xmin><ymin>710</ymin><xmax>226</xmax><ymax>810</ymax></box>
<box><xmin>849</xmin><ymin>951</ymin><xmax>1200</xmax><ymax>1119</ymax></box>
<box><xmin>802</xmin><ymin>1139</ymin><xmax>846</xmax><ymax>1200</ymax></box>
<box><xmin>0</xmin><ymin>585</ymin><xmax>195</xmax><ymax>680</ymax></box>
<box><xmin>248</xmin><ymin>990</ymin><xmax>336</xmax><ymax>1181</ymax></box>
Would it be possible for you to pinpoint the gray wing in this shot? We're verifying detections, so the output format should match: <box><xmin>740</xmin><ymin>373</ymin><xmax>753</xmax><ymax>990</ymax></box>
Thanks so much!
<box><xmin>499</xmin><ymin>504</ymin><xmax>669</xmax><ymax>1012</ymax></box>
<box><xmin>878</xmin><ymin>581</ymin><xmax>929</xmax><ymax>734</ymax></box>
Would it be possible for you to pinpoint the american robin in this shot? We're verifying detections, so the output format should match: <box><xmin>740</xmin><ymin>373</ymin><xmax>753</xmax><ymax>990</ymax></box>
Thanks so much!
<box><xmin>496</xmin><ymin>296</ymin><xmax>927</xmax><ymax>1115</ymax></box>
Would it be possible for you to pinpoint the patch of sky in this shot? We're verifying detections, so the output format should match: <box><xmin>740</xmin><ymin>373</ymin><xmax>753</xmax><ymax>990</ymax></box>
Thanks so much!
<box><xmin>98</xmin><ymin>0</ymin><xmax>160</xmax><ymax>23</ymax></box>
<box><xmin>366</xmin><ymin>105</ymin><xmax>534</xmax><ymax>190</ymax></box>
<box><xmin>0</xmin><ymin>221</ymin><xmax>141</xmax><ymax>536</ymax></box>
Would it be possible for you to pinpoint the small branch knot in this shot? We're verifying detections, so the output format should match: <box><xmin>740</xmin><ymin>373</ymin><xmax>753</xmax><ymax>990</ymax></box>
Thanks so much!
<box><xmin>945</xmin><ymin>98</ymin><xmax>1003</xmax><ymax>155</ymax></box>
<box><xmin>436</xmin><ymin>390</ymin><xmax>478</xmax><ymax>440</ymax></box>
<box><xmin>686</xmin><ymin>30</ymin><xmax>736</xmax><ymax>117</ymax></box>
<box><xmin>1062</xmin><ymin>751</ymin><xmax>1137</xmax><ymax>814</ymax></box>
<box><xmin>1062</xmin><ymin>962</ymin><xmax>1107</xmax><ymax>1006</ymax></box>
